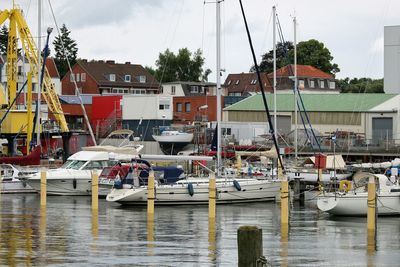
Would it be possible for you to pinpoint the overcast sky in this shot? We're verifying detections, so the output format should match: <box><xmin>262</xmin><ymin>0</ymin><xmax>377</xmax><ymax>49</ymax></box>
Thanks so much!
<box><xmin>1</xmin><ymin>0</ymin><xmax>399</xmax><ymax>81</ymax></box>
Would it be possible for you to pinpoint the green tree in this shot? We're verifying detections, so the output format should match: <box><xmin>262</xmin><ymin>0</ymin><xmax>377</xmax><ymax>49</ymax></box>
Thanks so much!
<box><xmin>250</xmin><ymin>41</ymin><xmax>293</xmax><ymax>73</ymax></box>
<box><xmin>253</xmin><ymin>39</ymin><xmax>339</xmax><ymax>75</ymax></box>
<box><xmin>0</xmin><ymin>25</ymin><xmax>8</xmax><ymax>54</ymax></box>
<box><xmin>337</xmin><ymin>77</ymin><xmax>383</xmax><ymax>93</ymax></box>
<box><xmin>154</xmin><ymin>48</ymin><xmax>211</xmax><ymax>82</ymax></box>
<box><xmin>52</xmin><ymin>24</ymin><xmax>78</xmax><ymax>78</ymax></box>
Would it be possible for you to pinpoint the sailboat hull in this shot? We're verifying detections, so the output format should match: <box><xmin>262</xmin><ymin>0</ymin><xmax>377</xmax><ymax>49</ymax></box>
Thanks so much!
<box><xmin>106</xmin><ymin>179</ymin><xmax>281</xmax><ymax>205</ymax></box>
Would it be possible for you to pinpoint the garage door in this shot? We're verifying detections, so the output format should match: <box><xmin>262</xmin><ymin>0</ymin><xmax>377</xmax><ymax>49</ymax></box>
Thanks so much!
<box><xmin>372</xmin><ymin>117</ymin><xmax>393</xmax><ymax>145</ymax></box>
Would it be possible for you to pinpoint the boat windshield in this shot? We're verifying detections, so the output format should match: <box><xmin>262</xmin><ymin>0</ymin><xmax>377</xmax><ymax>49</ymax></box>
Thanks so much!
<box><xmin>63</xmin><ymin>160</ymin><xmax>87</xmax><ymax>170</ymax></box>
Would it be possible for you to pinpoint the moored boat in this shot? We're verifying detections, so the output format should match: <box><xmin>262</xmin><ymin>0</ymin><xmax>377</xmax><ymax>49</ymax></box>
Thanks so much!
<box><xmin>317</xmin><ymin>173</ymin><xmax>400</xmax><ymax>216</ymax></box>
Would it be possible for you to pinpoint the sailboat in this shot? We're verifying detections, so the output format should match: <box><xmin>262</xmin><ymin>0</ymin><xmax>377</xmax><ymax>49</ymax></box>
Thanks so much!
<box><xmin>106</xmin><ymin>2</ymin><xmax>282</xmax><ymax>205</ymax></box>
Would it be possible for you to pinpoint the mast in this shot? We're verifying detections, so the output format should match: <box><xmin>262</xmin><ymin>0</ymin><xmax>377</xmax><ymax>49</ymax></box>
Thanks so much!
<box><xmin>216</xmin><ymin>0</ymin><xmax>222</xmax><ymax>176</ymax></box>
<box><xmin>36</xmin><ymin>0</ymin><xmax>42</xmax><ymax>145</ymax></box>
<box><xmin>273</xmin><ymin>6</ymin><xmax>277</xmax><ymax>140</ymax></box>
<box><xmin>294</xmin><ymin>16</ymin><xmax>298</xmax><ymax>162</ymax></box>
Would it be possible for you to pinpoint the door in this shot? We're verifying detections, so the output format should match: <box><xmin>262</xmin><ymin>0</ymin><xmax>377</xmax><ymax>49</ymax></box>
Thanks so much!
<box><xmin>372</xmin><ymin>117</ymin><xmax>393</xmax><ymax>145</ymax></box>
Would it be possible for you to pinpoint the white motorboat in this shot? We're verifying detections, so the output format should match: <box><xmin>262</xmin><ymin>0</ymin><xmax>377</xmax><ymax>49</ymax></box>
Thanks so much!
<box><xmin>25</xmin><ymin>150</ymin><xmax>135</xmax><ymax>196</ymax></box>
<box><xmin>286</xmin><ymin>154</ymin><xmax>352</xmax><ymax>183</ymax></box>
<box><xmin>0</xmin><ymin>164</ymin><xmax>37</xmax><ymax>193</ymax></box>
<box><xmin>152</xmin><ymin>127</ymin><xmax>194</xmax><ymax>155</ymax></box>
<box><xmin>25</xmin><ymin>129</ymin><xmax>144</xmax><ymax>196</ymax></box>
<box><xmin>317</xmin><ymin>173</ymin><xmax>400</xmax><ymax>216</ymax></box>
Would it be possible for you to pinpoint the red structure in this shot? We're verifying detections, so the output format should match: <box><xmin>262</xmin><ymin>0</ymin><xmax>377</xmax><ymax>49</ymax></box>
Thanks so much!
<box><xmin>91</xmin><ymin>95</ymin><xmax>123</xmax><ymax>137</ymax></box>
<box><xmin>173</xmin><ymin>95</ymin><xmax>222</xmax><ymax>124</ymax></box>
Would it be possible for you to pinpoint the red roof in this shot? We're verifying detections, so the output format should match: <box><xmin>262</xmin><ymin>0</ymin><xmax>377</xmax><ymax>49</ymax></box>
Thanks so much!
<box><xmin>45</xmin><ymin>58</ymin><xmax>60</xmax><ymax>78</ymax></box>
<box><xmin>268</xmin><ymin>64</ymin><xmax>333</xmax><ymax>79</ymax></box>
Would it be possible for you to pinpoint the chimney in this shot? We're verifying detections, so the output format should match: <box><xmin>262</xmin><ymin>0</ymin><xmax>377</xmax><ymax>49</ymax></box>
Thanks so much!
<box><xmin>125</xmin><ymin>61</ymin><xmax>131</xmax><ymax>65</ymax></box>
<box><xmin>106</xmin><ymin>60</ymin><xmax>115</xmax><ymax>64</ymax></box>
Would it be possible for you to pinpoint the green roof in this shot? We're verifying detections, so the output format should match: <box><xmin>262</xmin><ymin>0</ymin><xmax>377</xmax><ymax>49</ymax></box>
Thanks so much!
<box><xmin>224</xmin><ymin>93</ymin><xmax>396</xmax><ymax>112</ymax></box>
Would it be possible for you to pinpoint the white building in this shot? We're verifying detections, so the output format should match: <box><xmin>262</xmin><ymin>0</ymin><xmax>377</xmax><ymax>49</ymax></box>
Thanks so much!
<box><xmin>384</xmin><ymin>25</ymin><xmax>400</xmax><ymax>93</ymax></box>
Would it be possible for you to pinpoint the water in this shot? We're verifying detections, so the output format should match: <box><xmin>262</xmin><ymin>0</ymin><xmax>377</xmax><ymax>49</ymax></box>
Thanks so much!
<box><xmin>0</xmin><ymin>194</ymin><xmax>399</xmax><ymax>266</ymax></box>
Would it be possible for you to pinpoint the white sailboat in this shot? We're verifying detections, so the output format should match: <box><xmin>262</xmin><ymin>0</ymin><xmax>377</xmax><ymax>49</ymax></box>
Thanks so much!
<box><xmin>106</xmin><ymin>2</ymin><xmax>282</xmax><ymax>205</ymax></box>
<box><xmin>317</xmin><ymin>173</ymin><xmax>400</xmax><ymax>216</ymax></box>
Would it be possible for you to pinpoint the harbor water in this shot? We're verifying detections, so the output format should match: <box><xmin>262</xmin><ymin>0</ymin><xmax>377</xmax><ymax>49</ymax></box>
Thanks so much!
<box><xmin>0</xmin><ymin>194</ymin><xmax>399</xmax><ymax>266</ymax></box>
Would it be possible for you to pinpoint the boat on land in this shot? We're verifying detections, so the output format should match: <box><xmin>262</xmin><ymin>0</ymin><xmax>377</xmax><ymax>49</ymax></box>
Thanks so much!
<box><xmin>106</xmin><ymin>158</ymin><xmax>281</xmax><ymax>205</ymax></box>
<box><xmin>152</xmin><ymin>127</ymin><xmax>194</xmax><ymax>155</ymax></box>
<box><xmin>317</xmin><ymin>173</ymin><xmax>400</xmax><ymax>216</ymax></box>
<box><xmin>0</xmin><ymin>164</ymin><xmax>37</xmax><ymax>193</ymax></box>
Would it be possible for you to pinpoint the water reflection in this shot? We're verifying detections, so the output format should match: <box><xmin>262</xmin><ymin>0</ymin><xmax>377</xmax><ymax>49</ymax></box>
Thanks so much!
<box><xmin>0</xmin><ymin>195</ymin><xmax>399</xmax><ymax>266</ymax></box>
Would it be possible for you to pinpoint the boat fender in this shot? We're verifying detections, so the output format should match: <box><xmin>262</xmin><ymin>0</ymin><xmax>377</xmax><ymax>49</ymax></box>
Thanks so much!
<box><xmin>114</xmin><ymin>180</ymin><xmax>123</xmax><ymax>189</ymax></box>
<box><xmin>233</xmin><ymin>180</ymin><xmax>241</xmax><ymax>191</ymax></box>
<box><xmin>73</xmin><ymin>178</ymin><xmax>77</xmax><ymax>189</ymax></box>
<box><xmin>188</xmin><ymin>183</ymin><xmax>194</xmax><ymax>196</ymax></box>
<box><xmin>339</xmin><ymin>180</ymin><xmax>351</xmax><ymax>192</ymax></box>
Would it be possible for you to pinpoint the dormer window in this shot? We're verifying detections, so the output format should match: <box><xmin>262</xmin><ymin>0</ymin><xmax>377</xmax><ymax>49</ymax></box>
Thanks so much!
<box><xmin>250</xmin><ymin>79</ymin><xmax>257</xmax><ymax>85</ymax></box>
<box><xmin>138</xmin><ymin>75</ymin><xmax>146</xmax><ymax>83</ymax></box>
<box><xmin>124</xmin><ymin>75</ymin><xmax>131</xmax><ymax>82</ymax></box>
<box><xmin>109</xmin><ymin>74</ymin><xmax>116</xmax><ymax>82</ymax></box>
<box><xmin>235</xmin><ymin>80</ymin><xmax>240</xmax><ymax>85</ymax></box>
<box><xmin>227</xmin><ymin>80</ymin><xmax>232</xmax><ymax>85</ymax></box>
<box><xmin>190</xmin><ymin>85</ymin><xmax>199</xmax><ymax>93</ymax></box>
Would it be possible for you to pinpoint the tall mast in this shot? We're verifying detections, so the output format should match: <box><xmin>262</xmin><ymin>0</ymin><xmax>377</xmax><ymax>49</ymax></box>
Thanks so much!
<box><xmin>273</xmin><ymin>6</ymin><xmax>277</xmax><ymax>140</ymax></box>
<box><xmin>36</xmin><ymin>0</ymin><xmax>42</xmax><ymax>145</ymax></box>
<box><xmin>216</xmin><ymin>0</ymin><xmax>222</xmax><ymax>176</ymax></box>
<box><xmin>294</xmin><ymin>16</ymin><xmax>298</xmax><ymax>162</ymax></box>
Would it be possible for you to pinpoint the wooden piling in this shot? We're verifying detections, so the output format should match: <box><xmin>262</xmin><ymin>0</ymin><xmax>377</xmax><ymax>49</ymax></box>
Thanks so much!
<box><xmin>280</xmin><ymin>178</ymin><xmax>289</xmax><ymax>225</ymax></box>
<box><xmin>208</xmin><ymin>173</ymin><xmax>216</xmax><ymax>219</ymax></box>
<box><xmin>237</xmin><ymin>226</ymin><xmax>263</xmax><ymax>267</ymax></box>
<box><xmin>40</xmin><ymin>169</ymin><xmax>47</xmax><ymax>206</ymax></box>
<box><xmin>367</xmin><ymin>176</ymin><xmax>376</xmax><ymax>231</ymax></box>
<box><xmin>91</xmin><ymin>171</ymin><xmax>99</xmax><ymax>210</ymax></box>
<box><xmin>147</xmin><ymin>171</ymin><xmax>155</xmax><ymax>215</ymax></box>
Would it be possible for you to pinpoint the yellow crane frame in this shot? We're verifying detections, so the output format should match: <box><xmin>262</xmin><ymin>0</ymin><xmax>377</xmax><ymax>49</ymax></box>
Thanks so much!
<box><xmin>0</xmin><ymin>8</ymin><xmax>69</xmax><ymax>133</ymax></box>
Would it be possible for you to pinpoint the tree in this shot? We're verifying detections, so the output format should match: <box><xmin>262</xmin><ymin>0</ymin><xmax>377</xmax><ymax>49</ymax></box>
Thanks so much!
<box><xmin>53</xmin><ymin>24</ymin><xmax>78</xmax><ymax>78</ymax></box>
<box><xmin>337</xmin><ymin>77</ymin><xmax>383</xmax><ymax>93</ymax></box>
<box><xmin>153</xmin><ymin>48</ymin><xmax>211</xmax><ymax>82</ymax></box>
<box><xmin>253</xmin><ymin>39</ymin><xmax>339</xmax><ymax>75</ymax></box>
<box><xmin>0</xmin><ymin>25</ymin><xmax>8</xmax><ymax>54</ymax></box>
<box><xmin>250</xmin><ymin>41</ymin><xmax>293</xmax><ymax>73</ymax></box>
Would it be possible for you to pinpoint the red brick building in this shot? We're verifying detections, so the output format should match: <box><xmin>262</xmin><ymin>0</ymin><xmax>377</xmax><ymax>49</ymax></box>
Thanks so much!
<box><xmin>61</xmin><ymin>60</ymin><xmax>159</xmax><ymax>95</ymax></box>
<box><xmin>173</xmin><ymin>95</ymin><xmax>223</xmax><ymax>124</ymax></box>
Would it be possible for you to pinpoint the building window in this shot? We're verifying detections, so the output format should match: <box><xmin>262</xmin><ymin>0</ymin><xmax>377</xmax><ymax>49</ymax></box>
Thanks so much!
<box><xmin>222</xmin><ymin>128</ymin><xmax>232</xmax><ymax>135</ymax></box>
<box><xmin>160</xmin><ymin>86</ymin><xmax>164</xmax><ymax>94</ymax></box>
<box><xmin>329</xmin><ymin>81</ymin><xmax>335</xmax><ymax>89</ymax></box>
<box><xmin>109</xmin><ymin>74</ymin><xmax>116</xmax><ymax>81</ymax></box>
<box><xmin>76</xmin><ymin>73</ymin><xmax>80</xmax><ymax>82</ymax></box>
<box><xmin>159</xmin><ymin>104</ymin><xmax>170</xmax><ymax>110</ymax></box>
<box><xmin>235</xmin><ymin>80</ymin><xmax>240</xmax><ymax>85</ymax></box>
<box><xmin>185</xmin><ymin>102</ymin><xmax>191</xmax><ymax>112</ymax></box>
<box><xmin>298</xmin><ymin>79</ymin><xmax>305</xmax><ymax>88</ymax></box>
<box><xmin>177</xmin><ymin>103</ymin><xmax>182</xmax><ymax>112</ymax></box>
<box><xmin>81</xmin><ymin>73</ymin><xmax>86</xmax><ymax>82</ymax></box>
<box><xmin>190</xmin><ymin>85</ymin><xmax>199</xmax><ymax>93</ymax></box>
<box><xmin>227</xmin><ymin>80</ymin><xmax>232</xmax><ymax>85</ymax></box>
<box><xmin>70</xmin><ymin>73</ymin><xmax>75</xmax><ymax>82</ymax></box>
<box><xmin>18</xmin><ymin>66</ymin><xmax>23</xmax><ymax>75</ymax></box>
<box><xmin>250</xmin><ymin>79</ymin><xmax>257</xmax><ymax>85</ymax></box>
<box><xmin>310</xmin><ymin>80</ymin><xmax>315</xmax><ymax>88</ymax></box>
<box><xmin>171</xmin><ymin>86</ymin><xmax>176</xmax><ymax>95</ymax></box>
<box><xmin>138</xmin><ymin>75</ymin><xmax>146</xmax><ymax>83</ymax></box>
<box><xmin>125</xmin><ymin>75</ymin><xmax>131</xmax><ymax>82</ymax></box>
<box><xmin>320</xmin><ymin>80</ymin><xmax>325</xmax><ymax>88</ymax></box>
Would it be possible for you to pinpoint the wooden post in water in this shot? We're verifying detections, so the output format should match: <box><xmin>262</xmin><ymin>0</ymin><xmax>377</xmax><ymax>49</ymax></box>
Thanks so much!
<box><xmin>91</xmin><ymin>171</ymin><xmax>99</xmax><ymax>210</ymax></box>
<box><xmin>147</xmin><ymin>171</ymin><xmax>155</xmax><ymax>216</ymax></box>
<box><xmin>237</xmin><ymin>226</ymin><xmax>263</xmax><ymax>267</ymax></box>
<box><xmin>279</xmin><ymin>159</ymin><xmax>289</xmax><ymax>225</ymax></box>
<box><xmin>208</xmin><ymin>173</ymin><xmax>216</xmax><ymax>219</ymax></box>
<box><xmin>40</xmin><ymin>168</ymin><xmax>47</xmax><ymax>206</ymax></box>
<box><xmin>367</xmin><ymin>175</ymin><xmax>377</xmax><ymax>254</ymax></box>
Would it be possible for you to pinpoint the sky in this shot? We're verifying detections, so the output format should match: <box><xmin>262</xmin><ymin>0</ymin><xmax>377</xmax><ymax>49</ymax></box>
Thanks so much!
<box><xmin>1</xmin><ymin>0</ymin><xmax>399</xmax><ymax>81</ymax></box>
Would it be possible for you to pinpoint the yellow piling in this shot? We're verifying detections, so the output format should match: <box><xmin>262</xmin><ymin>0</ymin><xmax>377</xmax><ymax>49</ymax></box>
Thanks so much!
<box><xmin>367</xmin><ymin>176</ymin><xmax>376</xmax><ymax>231</ymax></box>
<box><xmin>147</xmin><ymin>212</ymin><xmax>154</xmax><ymax>253</ymax></box>
<box><xmin>208</xmin><ymin>173</ymin><xmax>216</xmax><ymax>219</ymax></box>
<box><xmin>317</xmin><ymin>168</ymin><xmax>323</xmax><ymax>191</ymax></box>
<box><xmin>147</xmin><ymin>171</ymin><xmax>155</xmax><ymax>215</ymax></box>
<box><xmin>236</xmin><ymin>155</ymin><xmax>242</xmax><ymax>174</ymax></box>
<box><xmin>40</xmin><ymin>169</ymin><xmax>47</xmax><ymax>206</ymax></box>
<box><xmin>279</xmin><ymin>158</ymin><xmax>289</xmax><ymax>225</ymax></box>
<box><xmin>91</xmin><ymin>171</ymin><xmax>99</xmax><ymax>211</ymax></box>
